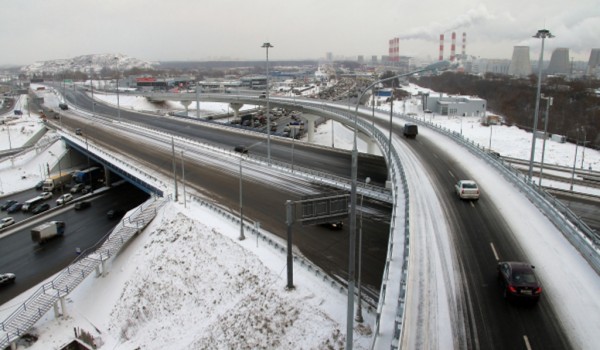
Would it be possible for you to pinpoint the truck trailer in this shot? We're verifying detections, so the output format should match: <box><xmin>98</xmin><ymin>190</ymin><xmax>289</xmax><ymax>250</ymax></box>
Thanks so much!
<box><xmin>42</xmin><ymin>173</ymin><xmax>72</xmax><ymax>192</ymax></box>
<box><xmin>31</xmin><ymin>221</ymin><xmax>66</xmax><ymax>243</ymax></box>
<box><xmin>73</xmin><ymin>167</ymin><xmax>102</xmax><ymax>184</ymax></box>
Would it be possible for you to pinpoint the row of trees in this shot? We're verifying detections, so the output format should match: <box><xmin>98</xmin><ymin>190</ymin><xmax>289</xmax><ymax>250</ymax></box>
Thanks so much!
<box><xmin>411</xmin><ymin>72</ymin><xmax>600</xmax><ymax>149</ymax></box>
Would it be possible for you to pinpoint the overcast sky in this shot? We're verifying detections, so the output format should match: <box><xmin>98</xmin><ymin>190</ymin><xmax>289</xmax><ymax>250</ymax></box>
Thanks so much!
<box><xmin>2</xmin><ymin>0</ymin><xmax>599</xmax><ymax>66</ymax></box>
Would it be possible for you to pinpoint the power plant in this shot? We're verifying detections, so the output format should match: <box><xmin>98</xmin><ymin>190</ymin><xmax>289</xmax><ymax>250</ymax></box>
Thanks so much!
<box><xmin>547</xmin><ymin>48</ymin><xmax>570</xmax><ymax>75</ymax></box>
<box><xmin>508</xmin><ymin>46</ymin><xmax>532</xmax><ymax>77</ymax></box>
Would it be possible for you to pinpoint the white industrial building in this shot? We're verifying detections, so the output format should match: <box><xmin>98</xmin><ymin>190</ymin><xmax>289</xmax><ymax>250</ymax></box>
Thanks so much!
<box><xmin>421</xmin><ymin>93</ymin><xmax>487</xmax><ymax>117</ymax></box>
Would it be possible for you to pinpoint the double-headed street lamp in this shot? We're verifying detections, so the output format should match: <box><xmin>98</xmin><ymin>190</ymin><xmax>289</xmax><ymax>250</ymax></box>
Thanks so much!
<box><xmin>346</xmin><ymin>60</ymin><xmax>451</xmax><ymax>348</ymax></box>
<box><xmin>527</xmin><ymin>29</ymin><xmax>554</xmax><ymax>184</ymax></box>
<box><xmin>261</xmin><ymin>42</ymin><xmax>274</xmax><ymax>165</ymax></box>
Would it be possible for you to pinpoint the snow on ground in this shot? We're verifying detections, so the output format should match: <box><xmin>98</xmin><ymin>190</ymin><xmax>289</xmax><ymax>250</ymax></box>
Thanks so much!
<box><xmin>1</xmin><ymin>84</ymin><xmax>600</xmax><ymax>349</ymax></box>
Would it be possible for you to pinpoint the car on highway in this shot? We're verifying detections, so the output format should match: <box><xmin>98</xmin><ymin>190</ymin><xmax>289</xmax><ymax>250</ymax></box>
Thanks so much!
<box><xmin>82</xmin><ymin>185</ymin><xmax>94</xmax><ymax>194</ymax></box>
<box><xmin>31</xmin><ymin>203</ymin><xmax>51</xmax><ymax>214</ymax></box>
<box><xmin>1</xmin><ymin>200</ymin><xmax>17</xmax><ymax>211</ymax></box>
<box><xmin>71</xmin><ymin>183</ymin><xmax>85</xmax><ymax>193</ymax></box>
<box><xmin>40</xmin><ymin>191</ymin><xmax>53</xmax><ymax>200</ymax></box>
<box><xmin>75</xmin><ymin>128</ymin><xmax>82</xmax><ymax>135</ymax></box>
<box><xmin>107</xmin><ymin>209</ymin><xmax>125</xmax><ymax>220</ymax></box>
<box><xmin>0</xmin><ymin>217</ymin><xmax>15</xmax><ymax>228</ymax></box>
<box><xmin>74</xmin><ymin>201</ymin><xmax>91</xmax><ymax>210</ymax></box>
<box><xmin>6</xmin><ymin>203</ymin><xmax>22</xmax><ymax>213</ymax></box>
<box><xmin>497</xmin><ymin>261</ymin><xmax>542</xmax><ymax>303</ymax></box>
<box><xmin>0</xmin><ymin>273</ymin><xmax>16</xmax><ymax>287</ymax></box>
<box><xmin>35</xmin><ymin>180</ymin><xmax>45</xmax><ymax>190</ymax></box>
<box><xmin>56</xmin><ymin>193</ymin><xmax>73</xmax><ymax>206</ymax></box>
<box><xmin>455</xmin><ymin>180</ymin><xmax>480</xmax><ymax>200</ymax></box>
<box><xmin>234</xmin><ymin>145</ymin><xmax>248</xmax><ymax>154</ymax></box>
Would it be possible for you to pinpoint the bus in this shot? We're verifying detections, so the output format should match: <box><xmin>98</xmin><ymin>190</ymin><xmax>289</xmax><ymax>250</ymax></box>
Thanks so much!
<box><xmin>22</xmin><ymin>196</ymin><xmax>46</xmax><ymax>212</ymax></box>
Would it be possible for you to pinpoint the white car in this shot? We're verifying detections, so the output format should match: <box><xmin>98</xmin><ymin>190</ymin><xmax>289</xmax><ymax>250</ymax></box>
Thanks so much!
<box><xmin>56</xmin><ymin>193</ymin><xmax>73</xmax><ymax>206</ymax></box>
<box><xmin>40</xmin><ymin>191</ymin><xmax>53</xmax><ymax>200</ymax></box>
<box><xmin>455</xmin><ymin>180</ymin><xmax>480</xmax><ymax>200</ymax></box>
<box><xmin>0</xmin><ymin>217</ymin><xmax>15</xmax><ymax>228</ymax></box>
<box><xmin>71</xmin><ymin>183</ymin><xmax>85</xmax><ymax>193</ymax></box>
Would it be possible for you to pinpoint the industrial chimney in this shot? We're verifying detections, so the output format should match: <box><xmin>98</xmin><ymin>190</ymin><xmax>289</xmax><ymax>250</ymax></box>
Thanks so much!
<box><xmin>439</xmin><ymin>34</ymin><xmax>444</xmax><ymax>61</ymax></box>
<box><xmin>462</xmin><ymin>32</ymin><xmax>466</xmax><ymax>57</ymax></box>
<box><xmin>450</xmin><ymin>32</ymin><xmax>456</xmax><ymax>62</ymax></box>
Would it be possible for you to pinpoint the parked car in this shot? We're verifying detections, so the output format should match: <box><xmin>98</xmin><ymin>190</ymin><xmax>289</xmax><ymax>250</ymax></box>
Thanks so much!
<box><xmin>40</xmin><ymin>191</ymin><xmax>53</xmax><ymax>200</ymax></box>
<box><xmin>455</xmin><ymin>180</ymin><xmax>480</xmax><ymax>200</ymax></box>
<box><xmin>0</xmin><ymin>273</ymin><xmax>16</xmax><ymax>287</ymax></box>
<box><xmin>56</xmin><ymin>193</ymin><xmax>73</xmax><ymax>206</ymax></box>
<box><xmin>0</xmin><ymin>217</ymin><xmax>15</xmax><ymax>228</ymax></box>
<box><xmin>74</xmin><ymin>201</ymin><xmax>91</xmax><ymax>211</ymax></box>
<box><xmin>6</xmin><ymin>203</ymin><xmax>22</xmax><ymax>213</ymax></box>
<box><xmin>71</xmin><ymin>183</ymin><xmax>85</xmax><ymax>193</ymax></box>
<box><xmin>31</xmin><ymin>203</ymin><xmax>50</xmax><ymax>214</ymax></box>
<box><xmin>497</xmin><ymin>261</ymin><xmax>542</xmax><ymax>303</ymax></box>
<box><xmin>1</xmin><ymin>200</ymin><xmax>17</xmax><ymax>211</ymax></box>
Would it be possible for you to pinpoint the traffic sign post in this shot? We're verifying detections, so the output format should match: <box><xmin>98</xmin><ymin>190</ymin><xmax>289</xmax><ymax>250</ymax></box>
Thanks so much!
<box><xmin>284</xmin><ymin>193</ymin><xmax>348</xmax><ymax>290</ymax></box>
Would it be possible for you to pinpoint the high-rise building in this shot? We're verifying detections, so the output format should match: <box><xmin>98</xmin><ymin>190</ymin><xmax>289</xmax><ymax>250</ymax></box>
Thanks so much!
<box><xmin>547</xmin><ymin>48</ymin><xmax>570</xmax><ymax>75</ymax></box>
<box><xmin>371</xmin><ymin>55</ymin><xmax>378</xmax><ymax>64</ymax></box>
<box><xmin>326</xmin><ymin>52</ymin><xmax>333</xmax><ymax>62</ymax></box>
<box><xmin>508</xmin><ymin>46</ymin><xmax>532</xmax><ymax>77</ymax></box>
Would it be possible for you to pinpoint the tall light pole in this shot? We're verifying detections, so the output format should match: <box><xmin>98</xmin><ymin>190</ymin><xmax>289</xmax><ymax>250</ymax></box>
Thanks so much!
<box><xmin>538</xmin><ymin>95</ymin><xmax>552</xmax><ymax>188</ymax></box>
<box><xmin>114</xmin><ymin>56</ymin><xmax>121</xmax><ymax>120</ymax></box>
<box><xmin>89</xmin><ymin>61</ymin><xmax>95</xmax><ymax>117</ymax></box>
<box><xmin>355</xmin><ymin>176</ymin><xmax>370</xmax><ymax>323</ymax></box>
<box><xmin>348</xmin><ymin>60</ymin><xmax>450</xmax><ymax>349</ymax></box>
<box><xmin>262</xmin><ymin>42</ymin><xmax>274</xmax><ymax>165</ymax></box>
<box><xmin>527</xmin><ymin>29</ymin><xmax>554</xmax><ymax>183</ymax></box>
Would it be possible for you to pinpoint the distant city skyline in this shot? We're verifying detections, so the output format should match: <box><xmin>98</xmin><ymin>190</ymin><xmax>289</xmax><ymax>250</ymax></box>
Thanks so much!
<box><xmin>1</xmin><ymin>0</ymin><xmax>598</xmax><ymax>66</ymax></box>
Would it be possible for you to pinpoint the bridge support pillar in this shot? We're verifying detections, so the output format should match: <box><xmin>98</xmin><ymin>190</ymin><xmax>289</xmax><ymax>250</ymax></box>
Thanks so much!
<box><xmin>9</xmin><ymin>341</ymin><xmax>16</xmax><ymax>350</ymax></box>
<box><xmin>101</xmin><ymin>260</ymin><xmax>108</xmax><ymax>277</ymax></box>
<box><xmin>357</xmin><ymin>132</ymin><xmax>377</xmax><ymax>155</ymax></box>
<box><xmin>53</xmin><ymin>302</ymin><xmax>60</xmax><ymax>318</ymax></box>
<box><xmin>180</xmin><ymin>100</ymin><xmax>192</xmax><ymax>115</ymax></box>
<box><xmin>103</xmin><ymin>165</ymin><xmax>111</xmax><ymax>188</ymax></box>
<box><xmin>95</xmin><ymin>265</ymin><xmax>101</xmax><ymax>277</ymax></box>
<box><xmin>60</xmin><ymin>297</ymin><xmax>67</xmax><ymax>317</ymax></box>
<box><xmin>229</xmin><ymin>102</ymin><xmax>244</xmax><ymax>120</ymax></box>
<box><xmin>304</xmin><ymin>115</ymin><xmax>319</xmax><ymax>143</ymax></box>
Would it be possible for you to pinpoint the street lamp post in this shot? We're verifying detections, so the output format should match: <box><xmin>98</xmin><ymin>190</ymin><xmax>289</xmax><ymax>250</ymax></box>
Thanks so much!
<box><xmin>538</xmin><ymin>95</ymin><xmax>553</xmax><ymax>188</ymax></box>
<box><xmin>89</xmin><ymin>62</ymin><xmax>95</xmax><ymax>117</ymax></box>
<box><xmin>261</xmin><ymin>42</ymin><xmax>274</xmax><ymax>165</ymax></box>
<box><xmin>114</xmin><ymin>56</ymin><xmax>121</xmax><ymax>120</ymax></box>
<box><xmin>348</xmin><ymin>60</ymin><xmax>450</xmax><ymax>349</ymax></box>
<box><xmin>527</xmin><ymin>29</ymin><xmax>554</xmax><ymax>184</ymax></box>
<box><xmin>239</xmin><ymin>141</ymin><xmax>264</xmax><ymax>240</ymax></box>
<box><xmin>355</xmin><ymin>176</ymin><xmax>370</xmax><ymax>323</ymax></box>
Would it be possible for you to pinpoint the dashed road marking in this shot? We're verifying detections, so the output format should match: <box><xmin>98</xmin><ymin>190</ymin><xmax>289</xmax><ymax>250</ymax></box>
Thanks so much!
<box><xmin>490</xmin><ymin>242</ymin><xmax>499</xmax><ymax>261</ymax></box>
<box><xmin>523</xmin><ymin>335</ymin><xmax>532</xmax><ymax>350</ymax></box>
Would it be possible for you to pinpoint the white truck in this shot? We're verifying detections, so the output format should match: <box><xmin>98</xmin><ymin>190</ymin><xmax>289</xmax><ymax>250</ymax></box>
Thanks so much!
<box><xmin>30</xmin><ymin>221</ymin><xmax>66</xmax><ymax>244</ymax></box>
<box><xmin>42</xmin><ymin>173</ymin><xmax>72</xmax><ymax>192</ymax></box>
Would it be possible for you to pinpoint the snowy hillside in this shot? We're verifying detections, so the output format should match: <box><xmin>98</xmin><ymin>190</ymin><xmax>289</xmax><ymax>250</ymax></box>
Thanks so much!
<box><xmin>20</xmin><ymin>53</ymin><xmax>157</xmax><ymax>75</ymax></box>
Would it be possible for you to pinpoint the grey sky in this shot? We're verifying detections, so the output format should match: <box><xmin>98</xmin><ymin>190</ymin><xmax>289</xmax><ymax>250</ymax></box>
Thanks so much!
<box><xmin>2</xmin><ymin>0</ymin><xmax>599</xmax><ymax>65</ymax></box>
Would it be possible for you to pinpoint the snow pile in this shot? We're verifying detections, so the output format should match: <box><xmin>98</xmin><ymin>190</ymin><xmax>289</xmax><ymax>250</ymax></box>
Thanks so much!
<box><xmin>97</xmin><ymin>204</ymin><xmax>358</xmax><ymax>349</ymax></box>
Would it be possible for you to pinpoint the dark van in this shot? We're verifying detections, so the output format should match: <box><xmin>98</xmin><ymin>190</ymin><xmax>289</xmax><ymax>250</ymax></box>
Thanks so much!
<box><xmin>403</xmin><ymin>123</ymin><xmax>418</xmax><ymax>138</ymax></box>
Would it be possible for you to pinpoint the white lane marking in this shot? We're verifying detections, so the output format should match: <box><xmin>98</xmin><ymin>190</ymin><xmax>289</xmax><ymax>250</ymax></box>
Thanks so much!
<box><xmin>449</xmin><ymin>170</ymin><xmax>455</xmax><ymax>179</ymax></box>
<box><xmin>490</xmin><ymin>242</ymin><xmax>500</xmax><ymax>261</ymax></box>
<box><xmin>523</xmin><ymin>335</ymin><xmax>532</xmax><ymax>350</ymax></box>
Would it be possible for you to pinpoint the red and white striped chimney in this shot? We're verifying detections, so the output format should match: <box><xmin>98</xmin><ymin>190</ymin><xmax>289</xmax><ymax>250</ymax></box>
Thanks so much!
<box><xmin>450</xmin><ymin>32</ymin><xmax>456</xmax><ymax>61</ymax></box>
<box><xmin>439</xmin><ymin>34</ymin><xmax>444</xmax><ymax>61</ymax></box>
<box><xmin>462</xmin><ymin>32</ymin><xmax>466</xmax><ymax>56</ymax></box>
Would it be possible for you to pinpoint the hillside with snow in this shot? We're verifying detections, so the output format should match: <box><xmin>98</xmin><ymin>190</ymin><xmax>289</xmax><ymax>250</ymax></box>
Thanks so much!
<box><xmin>20</xmin><ymin>53</ymin><xmax>157</xmax><ymax>75</ymax></box>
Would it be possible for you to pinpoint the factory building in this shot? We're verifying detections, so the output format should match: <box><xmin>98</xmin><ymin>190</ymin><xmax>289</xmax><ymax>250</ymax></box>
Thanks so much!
<box><xmin>421</xmin><ymin>93</ymin><xmax>487</xmax><ymax>117</ymax></box>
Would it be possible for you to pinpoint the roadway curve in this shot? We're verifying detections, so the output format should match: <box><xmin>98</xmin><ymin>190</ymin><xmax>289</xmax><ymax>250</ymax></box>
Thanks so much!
<box><xmin>61</xmin><ymin>86</ymin><xmax>573</xmax><ymax>348</ymax></box>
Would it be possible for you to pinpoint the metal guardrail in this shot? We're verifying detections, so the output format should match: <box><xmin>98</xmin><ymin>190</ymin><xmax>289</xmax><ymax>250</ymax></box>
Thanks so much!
<box><xmin>402</xmin><ymin>115</ymin><xmax>600</xmax><ymax>275</ymax></box>
<box><xmin>0</xmin><ymin>197</ymin><xmax>167</xmax><ymax>349</ymax></box>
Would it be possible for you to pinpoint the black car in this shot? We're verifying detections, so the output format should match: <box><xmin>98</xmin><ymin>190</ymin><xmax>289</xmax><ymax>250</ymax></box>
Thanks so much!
<box><xmin>6</xmin><ymin>203</ymin><xmax>22</xmax><ymax>213</ymax></box>
<box><xmin>1</xmin><ymin>200</ymin><xmax>17</xmax><ymax>211</ymax></box>
<box><xmin>74</xmin><ymin>201</ymin><xmax>91</xmax><ymax>210</ymax></box>
<box><xmin>35</xmin><ymin>180</ymin><xmax>44</xmax><ymax>190</ymax></box>
<box><xmin>31</xmin><ymin>203</ymin><xmax>50</xmax><ymax>214</ymax></box>
<box><xmin>234</xmin><ymin>145</ymin><xmax>248</xmax><ymax>154</ymax></box>
<box><xmin>107</xmin><ymin>209</ymin><xmax>125</xmax><ymax>220</ymax></box>
<box><xmin>0</xmin><ymin>273</ymin><xmax>16</xmax><ymax>287</ymax></box>
<box><xmin>497</xmin><ymin>261</ymin><xmax>542</xmax><ymax>303</ymax></box>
